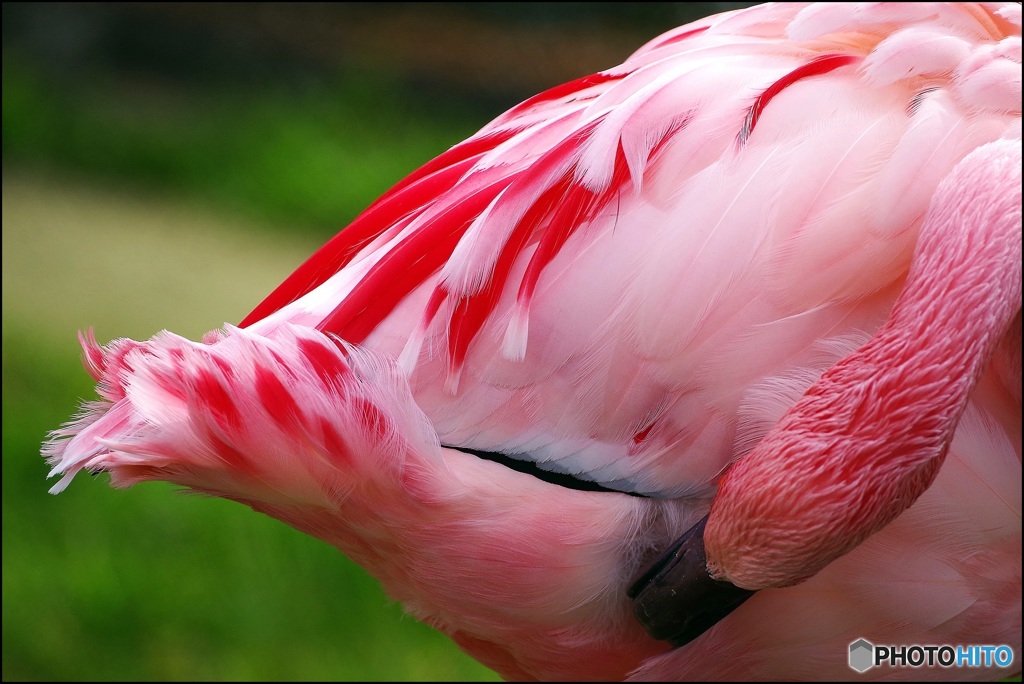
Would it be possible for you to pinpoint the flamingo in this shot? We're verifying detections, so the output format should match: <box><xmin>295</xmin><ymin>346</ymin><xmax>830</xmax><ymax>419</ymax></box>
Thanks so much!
<box><xmin>44</xmin><ymin>2</ymin><xmax>1021</xmax><ymax>681</ymax></box>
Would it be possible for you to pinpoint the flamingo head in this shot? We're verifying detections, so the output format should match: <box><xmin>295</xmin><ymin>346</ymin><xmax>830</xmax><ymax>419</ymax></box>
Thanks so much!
<box><xmin>629</xmin><ymin>138</ymin><xmax>1023</xmax><ymax>649</ymax></box>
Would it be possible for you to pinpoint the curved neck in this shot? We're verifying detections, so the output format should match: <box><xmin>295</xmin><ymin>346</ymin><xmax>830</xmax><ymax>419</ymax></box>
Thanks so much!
<box><xmin>706</xmin><ymin>139</ymin><xmax>1022</xmax><ymax>590</ymax></box>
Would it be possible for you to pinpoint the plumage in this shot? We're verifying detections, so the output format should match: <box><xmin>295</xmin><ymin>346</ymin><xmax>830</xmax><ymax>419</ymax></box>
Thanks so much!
<box><xmin>45</xmin><ymin>3</ymin><xmax>1020</xmax><ymax>681</ymax></box>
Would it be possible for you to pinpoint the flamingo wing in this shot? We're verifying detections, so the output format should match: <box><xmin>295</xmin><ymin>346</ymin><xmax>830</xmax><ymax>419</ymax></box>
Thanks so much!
<box><xmin>243</xmin><ymin>1</ymin><xmax>1020</xmax><ymax>498</ymax></box>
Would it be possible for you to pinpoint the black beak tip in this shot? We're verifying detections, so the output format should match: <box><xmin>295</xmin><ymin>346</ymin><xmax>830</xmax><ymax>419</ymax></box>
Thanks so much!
<box><xmin>628</xmin><ymin>514</ymin><xmax>756</xmax><ymax>648</ymax></box>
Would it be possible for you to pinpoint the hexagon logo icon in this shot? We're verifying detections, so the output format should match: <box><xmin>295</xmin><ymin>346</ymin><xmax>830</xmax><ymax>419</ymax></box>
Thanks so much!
<box><xmin>849</xmin><ymin>638</ymin><xmax>875</xmax><ymax>673</ymax></box>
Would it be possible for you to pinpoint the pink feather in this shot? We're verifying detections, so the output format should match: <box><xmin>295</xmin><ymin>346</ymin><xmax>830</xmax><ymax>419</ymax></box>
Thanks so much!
<box><xmin>45</xmin><ymin>2</ymin><xmax>1021</xmax><ymax>680</ymax></box>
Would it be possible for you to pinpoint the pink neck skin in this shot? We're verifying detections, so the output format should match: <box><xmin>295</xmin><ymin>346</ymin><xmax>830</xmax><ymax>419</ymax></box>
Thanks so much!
<box><xmin>705</xmin><ymin>139</ymin><xmax>1022</xmax><ymax>591</ymax></box>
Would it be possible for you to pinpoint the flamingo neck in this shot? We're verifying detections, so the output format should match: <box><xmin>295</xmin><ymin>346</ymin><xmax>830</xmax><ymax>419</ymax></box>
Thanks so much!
<box><xmin>705</xmin><ymin>139</ymin><xmax>1022</xmax><ymax>590</ymax></box>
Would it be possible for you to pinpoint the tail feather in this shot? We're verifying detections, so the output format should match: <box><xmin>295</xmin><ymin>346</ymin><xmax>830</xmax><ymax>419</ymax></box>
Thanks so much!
<box><xmin>43</xmin><ymin>324</ymin><xmax>442</xmax><ymax>506</ymax></box>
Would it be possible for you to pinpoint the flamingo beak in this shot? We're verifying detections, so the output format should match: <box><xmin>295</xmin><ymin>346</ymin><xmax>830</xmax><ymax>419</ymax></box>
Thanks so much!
<box><xmin>628</xmin><ymin>514</ymin><xmax>755</xmax><ymax>647</ymax></box>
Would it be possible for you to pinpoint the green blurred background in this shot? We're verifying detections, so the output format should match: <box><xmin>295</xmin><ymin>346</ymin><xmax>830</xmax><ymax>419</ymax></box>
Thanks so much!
<box><xmin>2</xmin><ymin>3</ymin><xmax>754</xmax><ymax>680</ymax></box>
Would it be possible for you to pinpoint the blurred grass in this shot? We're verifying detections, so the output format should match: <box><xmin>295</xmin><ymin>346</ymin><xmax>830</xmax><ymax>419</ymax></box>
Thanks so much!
<box><xmin>2</xmin><ymin>46</ymin><xmax>483</xmax><ymax>234</ymax></box>
<box><xmin>2</xmin><ymin>8</ymin><xmax>499</xmax><ymax>675</ymax></box>
<box><xmin>2</xmin><ymin>173</ymin><xmax>499</xmax><ymax>681</ymax></box>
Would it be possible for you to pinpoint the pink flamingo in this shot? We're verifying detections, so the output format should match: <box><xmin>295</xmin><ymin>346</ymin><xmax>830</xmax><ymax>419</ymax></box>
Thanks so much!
<box><xmin>45</xmin><ymin>3</ymin><xmax>1020</xmax><ymax>680</ymax></box>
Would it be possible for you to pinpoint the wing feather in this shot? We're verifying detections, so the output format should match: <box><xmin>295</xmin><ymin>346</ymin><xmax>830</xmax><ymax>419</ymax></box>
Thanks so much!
<box><xmin>244</xmin><ymin>2</ymin><xmax>1020</xmax><ymax>496</ymax></box>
